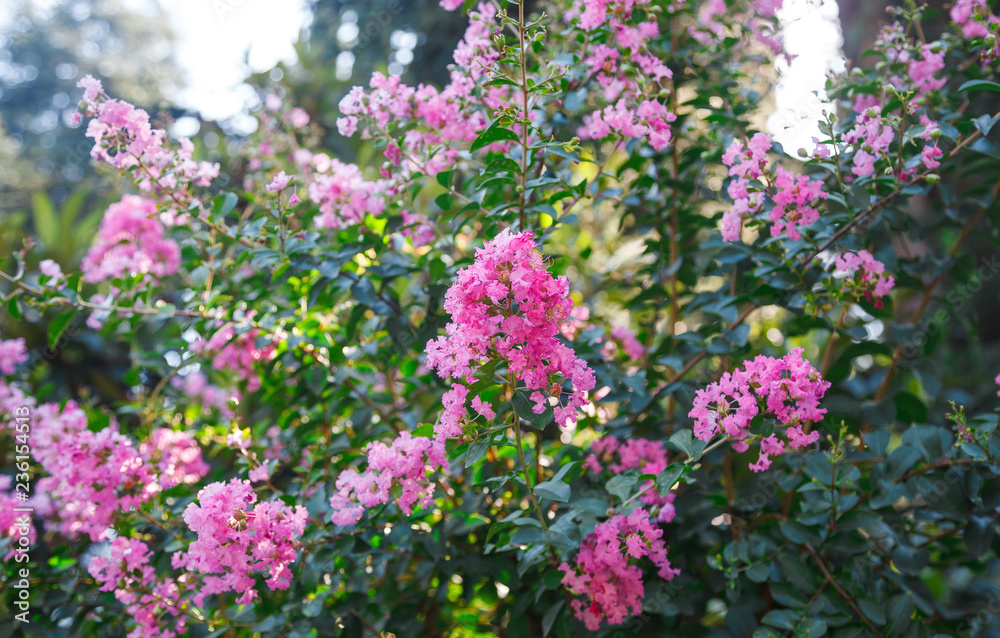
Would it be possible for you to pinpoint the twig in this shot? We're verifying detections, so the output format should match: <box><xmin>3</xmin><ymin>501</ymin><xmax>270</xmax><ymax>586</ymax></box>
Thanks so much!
<box><xmin>805</xmin><ymin>543</ymin><xmax>885</xmax><ymax>637</ymax></box>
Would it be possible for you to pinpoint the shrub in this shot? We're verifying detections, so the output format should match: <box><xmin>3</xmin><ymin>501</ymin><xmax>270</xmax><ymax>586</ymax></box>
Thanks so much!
<box><xmin>2</xmin><ymin>0</ymin><xmax>1000</xmax><ymax>636</ymax></box>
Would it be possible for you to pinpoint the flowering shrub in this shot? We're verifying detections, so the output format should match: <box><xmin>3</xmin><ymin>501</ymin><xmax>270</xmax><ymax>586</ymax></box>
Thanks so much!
<box><xmin>1</xmin><ymin>0</ymin><xmax>1000</xmax><ymax>636</ymax></box>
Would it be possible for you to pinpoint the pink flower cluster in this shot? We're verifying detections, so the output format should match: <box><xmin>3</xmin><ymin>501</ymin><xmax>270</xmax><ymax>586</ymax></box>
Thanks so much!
<box><xmin>336</xmin><ymin>4</ymin><xmax>501</xmax><ymax>177</ymax></box>
<box><xmin>7</xmin><ymin>400</ymin><xmax>208</xmax><ymax>543</ymax></box>
<box><xmin>845</xmin><ymin>95</ymin><xmax>944</xmax><ymax>179</ymax></box>
<box><xmin>580</xmin><ymin>98</ymin><xmax>676</xmax><ymax>152</ymax></box>
<box><xmin>721</xmin><ymin>133</ymin><xmax>771</xmax><ymax>241</ymax></box>
<box><xmin>769</xmin><ymin>166</ymin><xmax>827</xmax><ymax>241</ymax></box>
<box><xmin>0</xmin><ymin>336</ymin><xmax>28</xmax><ymax>375</ymax></box>
<box><xmin>585</xmin><ymin>436</ymin><xmax>676</xmax><ymax>522</ymax></box>
<box><xmin>328</xmin><ymin>431</ymin><xmax>445</xmax><ymax>526</ymax></box>
<box><xmin>559</xmin><ymin>308</ymin><xmax>644</xmax><ymax>361</ymax></box>
<box><xmin>689</xmin><ymin>348</ymin><xmax>829</xmax><ymax>471</ymax></box>
<box><xmin>952</xmin><ymin>0</ymin><xmax>997</xmax><ymax>36</ymax></box>
<box><xmin>722</xmin><ymin>133</ymin><xmax>826</xmax><ymax>241</ymax></box>
<box><xmin>172</xmin><ymin>478</ymin><xmax>307</xmax><ymax>605</ymax></box>
<box><xmin>559</xmin><ymin>508</ymin><xmax>680</xmax><ymax>630</ymax></box>
<box><xmin>571</xmin><ymin>0</ymin><xmax>669</xmax><ymax>90</ymax></box>
<box><xmin>399</xmin><ymin>209</ymin><xmax>436</xmax><ymax>248</ymax></box>
<box><xmin>425</xmin><ymin>229</ymin><xmax>596</xmax><ymax>436</ymax></box>
<box><xmin>329</xmin><ymin>231</ymin><xmax>595</xmax><ymax>526</ymax></box>
<box><xmin>76</xmin><ymin>76</ymin><xmax>219</xmax><ymax>211</ymax></box>
<box><xmin>608</xmin><ymin>325</ymin><xmax>645</xmax><ymax>361</ymax></box>
<box><xmin>32</xmin><ymin>401</ymin><xmax>155</xmax><ymax>540</ymax></box>
<box><xmin>140</xmin><ymin>428</ymin><xmax>211</xmax><ymax>490</ymax></box>
<box><xmin>171</xmin><ymin>372</ymin><xmax>235</xmax><ymax>418</ymax></box>
<box><xmin>876</xmin><ymin>24</ymin><xmax>948</xmax><ymax>96</ymax></box>
<box><xmin>833</xmin><ymin>250</ymin><xmax>895</xmax><ymax>308</ymax></box>
<box><xmin>88</xmin><ymin>537</ymin><xmax>189</xmax><ymax>638</ymax></box>
<box><xmin>951</xmin><ymin>0</ymin><xmax>999</xmax><ymax>62</ymax></box>
<box><xmin>81</xmin><ymin>195</ymin><xmax>181</xmax><ymax>285</ymax></box>
<box><xmin>306</xmin><ymin>157</ymin><xmax>391</xmax><ymax>229</ymax></box>
<box><xmin>193</xmin><ymin>325</ymin><xmax>275</xmax><ymax>393</ymax></box>
<box><xmin>0</xmin><ymin>380</ymin><xmax>35</xmax><ymax>425</ymax></box>
<box><xmin>907</xmin><ymin>44</ymin><xmax>947</xmax><ymax>94</ymax></box>
<box><xmin>691</xmin><ymin>0</ymin><xmax>785</xmax><ymax>53</ymax></box>
<box><xmin>844</xmin><ymin>96</ymin><xmax>895</xmax><ymax>178</ymax></box>
<box><xmin>569</xmin><ymin>0</ymin><xmax>676</xmax><ymax>150</ymax></box>
<box><xmin>575</xmin><ymin>0</ymin><xmax>651</xmax><ymax>32</ymax></box>
<box><xmin>39</xmin><ymin>259</ymin><xmax>66</xmax><ymax>289</ymax></box>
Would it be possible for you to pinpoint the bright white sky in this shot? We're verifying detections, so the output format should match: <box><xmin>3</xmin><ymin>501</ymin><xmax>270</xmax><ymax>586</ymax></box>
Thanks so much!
<box><xmin>769</xmin><ymin>0</ymin><xmax>846</xmax><ymax>154</ymax></box>
<box><xmin>162</xmin><ymin>0</ymin><xmax>311</xmax><ymax>124</ymax></box>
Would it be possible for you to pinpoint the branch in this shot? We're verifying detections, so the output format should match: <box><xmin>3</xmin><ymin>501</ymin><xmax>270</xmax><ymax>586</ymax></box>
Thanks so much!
<box><xmin>805</xmin><ymin>544</ymin><xmax>885</xmax><ymax>637</ymax></box>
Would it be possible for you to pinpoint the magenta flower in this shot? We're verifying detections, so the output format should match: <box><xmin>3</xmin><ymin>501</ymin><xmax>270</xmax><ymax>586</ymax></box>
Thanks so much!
<box><xmin>559</xmin><ymin>507</ymin><xmax>680</xmax><ymax>630</ymax></box>
<box><xmin>172</xmin><ymin>478</ymin><xmax>307</xmax><ymax>605</ymax></box>
<box><xmin>425</xmin><ymin>229</ymin><xmax>595</xmax><ymax>434</ymax></box>
<box><xmin>81</xmin><ymin>195</ymin><xmax>181</xmax><ymax>285</ymax></box>
<box><xmin>689</xmin><ymin>348</ymin><xmax>829</xmax><ymax>471</ymax></box>
<box><xmin>586</xmin><ymin>435</ymin><xmax>676</xmax><ymax>522</ymax></box>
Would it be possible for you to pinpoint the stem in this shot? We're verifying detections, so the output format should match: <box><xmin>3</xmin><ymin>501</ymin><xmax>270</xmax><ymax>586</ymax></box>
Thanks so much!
<box><xmin>513</xmin><ymin>422</ymin><xmax>547</xmax><ymax>529</ymax></box>
<box><xmin>517</xmin><ymin>0</ymin><xmax>530</xmax><ymax>230</ymax></box>
<box><xmin>135</xmin><ymin>507</ymin><xmax>182</xmax><ymax>541</ymax></box>
<box><xmin>819</xmin><ymin>304</ymin><xmax>850</xmax><ymax>378</ymax></box>
<box><xmin>0</xmin><ymin>272</ymin><xmax>222</xmax><ymax>320</ymax></box>
<box><xmin>128</xmin><ymin>151</ymin><xmax>259</xmax><ymax>250</ymax></box>
<box><xmin>535</xmin><ymin>431</ymin><xmax>543</xmax><ymax>485</ymax></box>
<box><xmin>351</xmin><ymin>610</ymin><xmax>388</xmax><ymax>638</ymax></box>
<box><xmin>617</xmin><ymin>435</ymin><xmax>728</xmax><ymax>510</ymax></box>
<box><xmin>805</xmin><ymin>544</ymin><xmax>885</xmax><ymax>637</ymax></box>
<box><xmin>723</xmin><ymin>453</ymin><xmax>737</xmax><ymax>538</ymax></box>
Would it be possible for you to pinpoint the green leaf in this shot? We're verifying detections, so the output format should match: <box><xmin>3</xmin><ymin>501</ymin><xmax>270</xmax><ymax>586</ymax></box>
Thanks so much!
<box><xmin>435</xmin><ymin>170</ymin><xmax>454</xmax><ymax>188</ymax></box>
<box><xmin>470</xmin><ymin>121</ymin><xmax>520</xmax><ymax>152</ymax></box>
<box><xmin>656</xmin><ymin>464</ymin><xmax>685</xmax><ymax>496</ymax></box>
<box><xmin>836</xmin><ymin>509</ymin><xmax>880</xmax><ymax>530</ymax></box>
<box><xmin>857</xmin><ymin>599</ymin><xmax>886</xmax><ymax>625</ymax></box>
<box><xmin>669</xmin><ymin>429</ymin><xmax>708</xmax><ymax>461</ymax></box>
<box><xmin>548</xmin><ymin>460</ymin><xmax>577</xmax><ymax>484</ymax></box>
<box><xmin>965</xmin><ymin>516</ymin><xmax>995</xmax><ymax>557</ymax></box>
<box><xmin>888</xmin><ymin>446</ymin><xmax>922</xmax><ymax>479</ymax></box>
<box><xmin>957</xmin><ymin>79</ymin><xmax>1000</xmax><ymax>94</ymax></box>
<box><xmin>974</xmin><ymin>113</ymin><xmax>1000</xmax><ymax>137</ymax></box>
<box><xmin>31</xmin><ymin>191</ymin><xmax>58</xmax><ymax>248</ymax></box>
<box><xmin>465</xmin><ymin>437</ymin><xmax>490</xmax><ymax>468</ymax></box>
<box><xmin>606</xmin><ymin>474</ymin><xmax>638</xmax><ymax>503</ymax></box>
<box><xmin>8</xmin><ymin>297</ymin><xmax>22</xmax><ymax>320</ymax></box>
<box><xmin>512</xmin><ymin>391</ymin><xmax>552</xmax><ymax>429</ymax></box>
<box><xmin>893</xmin><ymin>391</ymin><xmax>928</xmax><ymax>424</ymax></box>
<box><xmin>534</xmin><ymin>478</ymin><xmax>570</xmax><ymax>502</ymax></box>
<box><xmin>212</xmin><ymin>192</ymin><xmax>239</xmax><ymax>218</ymax></box>
<box><xmin>435</xmin><ymin>192</ymin><xmax>453</xmax><ymax>210</ymax></box>
<box><xmin>864</xmin><ymin>430</ymin><xmax>890</xmax><ymax>456</ymax></box>
<box><xmin>793</xmin><ymin>618</ymin><xmax>827</xmax><ymax>637</ymax></box>
<box><xmin>48</xmin><ymin>309</ymin><xmax>77</xmax><ymax>349</ymax></box>
<box><xmin>762</xmin><ymin>610</ymin><xmax>798</xmax><ymax>630</ymax></box>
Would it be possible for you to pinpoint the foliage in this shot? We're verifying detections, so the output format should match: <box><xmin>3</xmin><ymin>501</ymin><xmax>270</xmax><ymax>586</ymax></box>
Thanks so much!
<box><xmin>1</xmin><ymin>0</ymin><xmax>1000</xmax><ymax>637</ymax></box>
